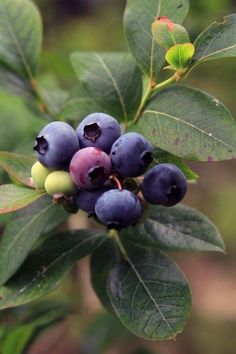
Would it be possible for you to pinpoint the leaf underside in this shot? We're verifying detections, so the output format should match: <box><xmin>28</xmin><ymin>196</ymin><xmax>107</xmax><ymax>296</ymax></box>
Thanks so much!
<box><xmin>122</xmin><ymin>204</ymin><xmax>225</xmax><ymax>252</ymax></box>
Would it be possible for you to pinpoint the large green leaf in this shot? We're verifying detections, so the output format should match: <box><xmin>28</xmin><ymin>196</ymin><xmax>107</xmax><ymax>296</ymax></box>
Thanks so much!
<box><xmin>0</xmin><ymin>230</ymin><xmax>105</xmax><ymax>309</ymax></box>
<box><xmin>122</xmin><ymin>204</ymin><xmax>225</xmax><ymax>252</ymax></box>
<box><xmin>193</xmin><ymin>14</ymin><xmax>236</xmax><ymax>66</ymax></box>
<box><xmin>0</xmin><ymin>0</ymin><xmax>42</xmax><ymax>80</ymax></box>
<box><xmin>0</xmin><ymin>184</ymin><xmax>44</xmax><ymax>214</ymax></box>
<box><xmin>90</xmin><ymin>239</ymin><xmax>117</xmax><ymax>313</ymax></box>
<box><xmin>107</xmin><ymin>244</ymin><xmax>191</xmax><ymax>340</ymax></box>
<box><xmin>138</xmin><ymin>85</ymin><xmax>236</xmax><ymax>161</ymax></box>
<box><xmin>0</xmin><ymin>151</ymin><xmax>35</xmax><ymax>187</ymax></box>
<box><xmin>0</xmin><ymin>195</ymin><xmax>65</xmax><ymax>286</ymax></box>
<box><xmin>0</xmin><ymin>0</ymin><xmax>42</xmax><ymax>78</ymax></box>
<box><xmin>70</xmin><ymin>52</ymin><xmax>142</xmax><ymax>122</ymax></box>
<box><xmin>124</xmin><ymin>0</ymin><xmax>189</xmax><ymax>81</ymax></box>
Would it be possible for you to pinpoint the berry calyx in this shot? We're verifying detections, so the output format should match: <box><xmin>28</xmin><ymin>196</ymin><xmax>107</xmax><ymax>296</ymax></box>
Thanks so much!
<box><xmin>34</xmin><ymin>121</ymin><xmax>79</xmax><ymax>170</ymax></box>
<box><xmin>69</xmin><ymin>147</ymin><xmax>112</xmax><ymax>189</ymax></box>
<box><xmin>76</xmin><ymin>113</ymin><xmax>121</xmax><ymax>153</ymax></box>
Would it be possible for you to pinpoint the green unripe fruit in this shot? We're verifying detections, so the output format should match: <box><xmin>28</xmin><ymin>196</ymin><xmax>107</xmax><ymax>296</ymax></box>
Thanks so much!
<box><xmin>31</xmin><ymin>161</ymin><xmax>51</xmax><ymax>190</ymax></box>
<box><xmin>152</xmin><ymin>16</ymin><xmax>190</xmax><ymax>49</ymax></box>
<box><xmin>165</xmin><ymin>43</ymin><xmax>195</xmax><ymax>73</ymax></box>
<box><xmin>45</xmin><ymin>171</ymin><xmax>77</xmax><ymax>196</ymax></box>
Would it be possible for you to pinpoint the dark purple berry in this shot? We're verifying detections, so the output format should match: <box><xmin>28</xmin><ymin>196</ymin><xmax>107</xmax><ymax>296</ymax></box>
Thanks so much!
<box><xmin>95</xmin><ymin>189</ymin><xmax>142</xmax><ymax>229</ymax></box>
<box><xmin>69</xmin><ymin>147</ymin><xmax>112</xmax><ymax>189</ymax></box>
<box><xmin>75</xmin><ymin>183</ymin><xmax>114</xmax><ymax>216</ymax></box>
<box><xmin>110</xmin><ymin>132</ymin><xmax>153</xmax><ymax>177</ymax></box>
<box><xmin>141</xmin><ymin>164</ymin><xmax>187</xmax><ymax>206</ymax></box>
<box><xmin>76</xmin><ymin>113</ymin><xmax>121</xmax><ymax>153</ymax></box>
<box><xmin>33</xmin><ymin>122</ymin><xmax>79</xmax><ymax>170</ymax></box>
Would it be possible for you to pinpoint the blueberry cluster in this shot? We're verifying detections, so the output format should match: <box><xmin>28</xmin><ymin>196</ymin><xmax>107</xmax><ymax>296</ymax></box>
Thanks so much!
<box><xmin>31</xmin><ymin>113</ymin><xmax>187</xmax><ymax>229</ymax></box>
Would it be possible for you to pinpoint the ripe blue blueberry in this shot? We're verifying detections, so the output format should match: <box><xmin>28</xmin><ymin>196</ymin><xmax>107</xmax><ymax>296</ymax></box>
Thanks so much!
<box><xmin>95</xmin><ymin>189</ymin><xmax>142</xmax><ymax>229</ymax></box>
<box><xmin>110</xmin><ymin>132</ymin><xmax>153</xmax><ymax>177</ymax></box>
<box><xmin>34</xmin><ymin>122</ymin><xmax>79</xmax><ymax>170</ymax></box>
<box><xmin>141</xmin><ymin>163</ymin><xmax>187</xmax><ymax>206</ymax></box>
<box><xmin>76</xmin><ymin>113</ymin><xmax>121</xmax><ymax>153</ymax></box>
<box><xmin>75</xmin><ymin>183</ymin><xmax>114</xmax><ymax>216</ymax></box>
<box><xmin>69</xmin><ymin>147</ymin><xmax>112</xmax><ymax>189</ymax></box>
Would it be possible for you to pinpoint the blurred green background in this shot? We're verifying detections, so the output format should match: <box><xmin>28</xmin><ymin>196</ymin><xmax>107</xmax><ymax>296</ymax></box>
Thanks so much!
<box><xmin>0</xmin><ymin>0</ymin><xmax>236</xmax><ymax>353</ymax></box>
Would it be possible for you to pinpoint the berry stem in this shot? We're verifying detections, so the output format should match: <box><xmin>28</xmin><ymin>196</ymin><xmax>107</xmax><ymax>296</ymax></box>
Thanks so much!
<box><xmin>109</xmin><ymin>229</ymin><xmax>128</xmax><ymax>260</ymax></box>
<box><xmin>31</xmin><ymin>79</ymin><xmax>56</xmax><ymax>120</ymax></box>
<box><xmin>110</xmin><ymin>175</ymin><xmax>122</xmax><ymax>190</ymax></box>
<box><xmin>128</xmin><ymin>73</ymin><xmax>179</xmax><ymax>127</ymax></box>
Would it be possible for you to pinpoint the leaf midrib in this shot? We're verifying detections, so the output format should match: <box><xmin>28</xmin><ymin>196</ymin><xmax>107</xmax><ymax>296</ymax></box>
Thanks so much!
<box><xmin>1</xmin><ymin>1</ymin><xmax>34</xmax><ymax>79</ymax></box>
<box><xmin>1</xmin><ymin>234</ymin><xmax>104</xmax><ymax>306</ymax></box>
<box><xmin>0</xmin><ymin>199</ymin><xmax>51</xmax><ymax>272</ymax></box>
<box><xmin>124</xmin><ymin>247</ymin><xmax>175</xmax><ymax>337</ymax></box>
<box><xmin>144</xmin><ymin>216</ymin><xmax>223</xmax><ymax>251</ymax></box>
<box><xmin>144</xmin><ymin>109</ymin><xmax>235</xmax><ymax>150</ymax></box>
<box><xmin>94</xmin><ymin>53</ymin><xmax>128</xmax><ymax>120</ymax></box>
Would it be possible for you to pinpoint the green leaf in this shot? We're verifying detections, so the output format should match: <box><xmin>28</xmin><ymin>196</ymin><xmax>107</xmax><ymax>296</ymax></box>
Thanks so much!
<box><xmin>107</xmin><ymin>244</ymin><xmax>191</xmax><ymax>340</ymax></box>
<box><xmin>0</xmin><ymin>195</ymin><xmax>65</xmax><ymax>286</ymax></box>
<box><xmin>0</xmin><ymin>185</ymin><xmax>44</xmax><ymax>215</ymax></box>
<box><xmin>152</xmin><ymin>147</ymin><xmax>198</xmax><ymax>182</ymax></box>
<box><xmin>70</xmin><ymin>52</ymin><xmax>142</xmax><ymax>122</ymax></box>
<box><xmin>0</xmin><ymin>151</ymin><xmax>35</xmax><ymax>187</ymax></box>
<box><xmin>165</xmin><ymin>43</ymin><xmax>195</xmax><ymax>72</ymax></box>
<box><xmin>0</xmin><ymin>0</ymin><xmax>42</xmax><ymax>80</ymax></box>
<box><xmin>0</xmin><ymin>67</ymin><xmax>31</xmax><ymax>95</ymax></box>
<box><xmin>60</xmin><ymin>97</ymin><xmax>102</xmax><ymax>122</ymax></box>
<box><xmin>81</xmin><ymin>312</ymin><xmax>130</xmax><ymax>354</ymax></box>
<box><xmin>0</xmin><ymin>230</ymin><xmax>105</xmax><ymax>309</ymax></box>
<box><xmin>124</xmin><ymin>0</ymin><xmax>189</xmax><ymax>81</ymax></box>
<box><xmin>90</xmin><ymin>239</ymin><xmax>117</xmax><ymax>313</ymax></box>
<box><xmin>41</xmin><ymin>88</ymin><xmax>69</xmax><ymax>116</ymax></box>
<box><xmin>1</xmin><ymin>302</ymin><xmax>71</xmax><ymax>354</ymax></box>
<box><xmin>193</xmin><ymin>14</ymin><xmax>236</xmax><ymax>66</ymax></box>
<box><xmin>138</xmin><ymin>85</ymin><xmax>236</xmax><ymax>161</ymax></box>
<box><xmin>122</xmin><ymin>204</ymin><xmax>225</xmax><ymax>252</ymax></box>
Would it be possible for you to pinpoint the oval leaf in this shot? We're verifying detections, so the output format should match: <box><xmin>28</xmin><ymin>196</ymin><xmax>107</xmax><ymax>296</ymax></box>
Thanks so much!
<box><xmin>0</xmin><ymin>151</ymin><xmax>35</xmax><ymax>187</ymax></box>
<box><xmin>0</xmin><ymin>230</ymin><xmax>106</xmax><ymax>309</ymax></box>
<box><xmin>122</xmin><ymin>204</ymin><xmax>225</xmax><ymax>252</ymax></box>
<box><xmin>0</xmin><ymin>195</ymin><xmax>67</xmax><ymax>286</ymax></box>
<box><xmin>193</xmin><ymin>14</ymin><xmax>236</xmax><ymax>65</ymax></box>
<box><xmin>0</xmin><ymin>0</ymin><xmax>42</xmax><ymax>80</ymax></box>
<box><xmin>0</xmin><ymin>184</ymin><xmax>44</xmax><ymax>214</ymax></box>
<box><xmin>107</xmin><ymin>245</ymin><xmax>191</xmax><ymax>340</ymax></box>
<box><xmin>124</xmin><ymin>0</ymin><xmax>189</xmax><ymax>81</ymax></box>
<box><xmin>70</xmin><ymin>52</ymin><xmax>142</xmax><ymax>122</ymax></box>
<box><xmin>139</xmin><ymin>85</ymin><xmax>236</xmax><ymax>161</ymax></box>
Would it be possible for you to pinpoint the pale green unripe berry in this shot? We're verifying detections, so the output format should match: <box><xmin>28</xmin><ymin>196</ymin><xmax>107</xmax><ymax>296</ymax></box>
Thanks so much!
<box><xmin>31</xmin><ymin>161</ymin><xmax>51</xmax><ymax>190</ymax></box>
<box><xmin>152</xmin><ymin>16</ymin><xmax>190</xmax><ymax>49</ymax></box>
<box><xmin>44</xmin><ymin>171</ymin><xmax>77</xmax><ymax>196</ymax></box>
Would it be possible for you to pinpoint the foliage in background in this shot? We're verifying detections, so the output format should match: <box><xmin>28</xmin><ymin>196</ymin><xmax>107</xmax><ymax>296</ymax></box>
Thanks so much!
<box><xmin>0</xmin><ymin>0</ymin><xmax>236</xmax><ymax>352</ymax></box>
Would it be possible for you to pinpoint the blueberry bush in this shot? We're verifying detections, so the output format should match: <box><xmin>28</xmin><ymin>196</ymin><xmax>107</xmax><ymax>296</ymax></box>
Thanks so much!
<box><xmin>0</xmin><ymin>0</ymin><xmax>236</xmax><ymax>347</ymax></box>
